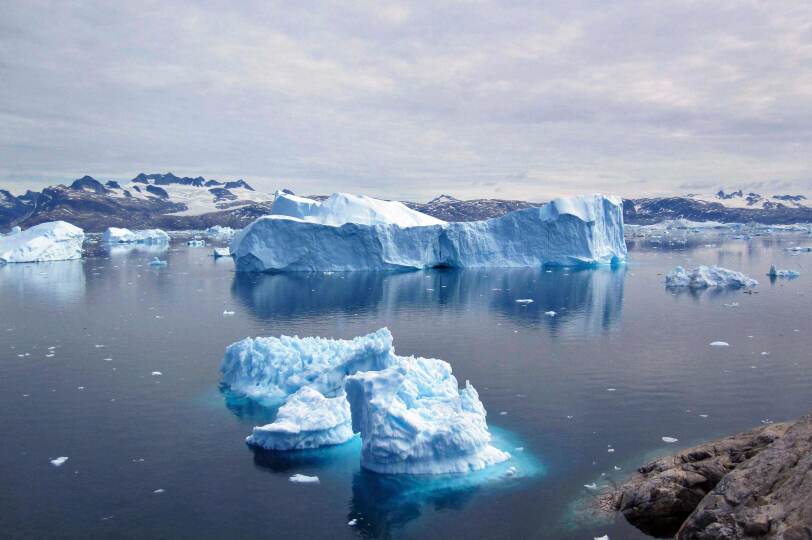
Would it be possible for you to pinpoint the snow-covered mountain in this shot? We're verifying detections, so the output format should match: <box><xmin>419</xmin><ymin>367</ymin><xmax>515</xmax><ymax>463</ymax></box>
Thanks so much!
<box><xmin>2</xmin><ymin>175</ymin><xmax>811</xmax><ymax>232</ymax></box>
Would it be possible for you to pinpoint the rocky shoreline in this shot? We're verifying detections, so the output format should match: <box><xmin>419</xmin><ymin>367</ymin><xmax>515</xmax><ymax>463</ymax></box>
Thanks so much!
<box><xmin>607</xmin><ymin>412</ymin><xmax>812</xmax><ymax>539</ymax></box>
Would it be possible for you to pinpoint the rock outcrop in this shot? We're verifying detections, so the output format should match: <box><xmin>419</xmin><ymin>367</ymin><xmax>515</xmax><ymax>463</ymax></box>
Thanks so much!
<box><xmin>612</xmin><ymin>414</ymin><xmax>812</xmax><ymax>539</ymax></box>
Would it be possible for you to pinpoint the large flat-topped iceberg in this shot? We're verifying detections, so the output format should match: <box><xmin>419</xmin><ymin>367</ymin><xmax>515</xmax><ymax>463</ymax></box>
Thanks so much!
<box><xmin>102</xmin><ymin>227</ymin><xmax>169</xmax><ymax>244</ymax></box>
<box><xmin>345</xmin><ymin>356</ymin><xmax>509</xmax><ymax>475</ymax></box>
<box><xmin>0</xmin><ymin>221</ymin><xmax>85</xmax><ymax>263</ymax></box>
<box><xmin>231</xmin><ymin>193</ymin><xmax>626</xmax><ymax>272</ymax></box>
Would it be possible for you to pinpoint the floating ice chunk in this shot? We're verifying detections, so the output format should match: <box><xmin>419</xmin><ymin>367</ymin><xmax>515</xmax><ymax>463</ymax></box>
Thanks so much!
<box><xmin>50</xmin><ymin>456</ymin><xmax>69</xmax><ymax>467</ymax></box>
<box><xmin>289</xmin><ymin>474</ymin><xmax>319</xmax><ymax>484</ymax></box>
<box><xmin>709</xmin><ymin>341</ymin><xmax>730</xmax><ymax>347</ymax></box>
<box><xmin>231</xmin><ymin>194</ymin><xmax>627</xmax><ymax>272</ymax></box>
<box><xmin>222</xmin><ymin>310</ymin><xmax>235</xmax><ymax>316</ymax></box>
<box><xmin>151</xmin><ymin>371</ymin><xmax>162</xmax><ymax>376</ymax></box>
<box><xmin>661</xmin><ymin>436</ymin><xmax>679</xmax><ymax>443</ymax></box>
<box><xmin>584</xmin><ymin>482</ymin><xmax>598</xmax><ymax>490</ymax></box>
<box><xmin>148</xmin><ymin>257</ymin><xmax>167</xmax><ymax>266</ymax></box>
<box><xmin>666</xmin><ymin>265</ymin><xmax>757</xmax><ymax>289</ymax></box>
<box><xmin>344</xmin><ymin>355</ymin><xmax>509</xmax><ymax>475</ymax></box>
<box><xmin>515</xmin><ymin>299</ymin><xmax>534</xmax><ymax>304</ymax></box>
<box><xmin>153</xmin><ymin>489</ymin><xmax>165</xmax><ymax>494</ymax></box>
<box><xmin>246</xmin><ymin>387</ymin><xmax>354</xmax><ymax>450</ymax></box>
<box><xmin>0</xmin><ymin>221</ymin><xmax>84</xmax><ymax>263</ymax></box>
<box><xmin>102</xmin><ymin>227</ymin><xmax>169</xmax><ymax>244</ymax></box>
<box><xmin>767</xmin><ymin>264</ymin><xmax>800</xmax><ymax>278</ymax></box>
<box><xmin>212</xmin><ymin>247</ymin><xmax>231</xmax><ymax>258</ymax></box>
<box><xmin>220</xmin><ymin>328</ymin><xmax>396</xmax><ymax>406</ymax></box>
<box><xmin>544</xmin><ymin>310</ymin><xmax>556</xmax><ymax>317</ymax></box>
<box><xmin>206</xmin><ymin>226</ymin><xmax>236</xmax><ymax>241</ymax></box>
<box><xmin>595</xmin><ymin>535</ymin><xmax>610</xmax><ymax>540</ymax></box>
<box><xmin>186</xmin><ymin>239</ymin><xmax>206</xmax><ymax>247</ymax></box>
<box><xmin>348</xmin><ymin>519</ymin><xmax>358</xmax><ymax>526</ymax></box>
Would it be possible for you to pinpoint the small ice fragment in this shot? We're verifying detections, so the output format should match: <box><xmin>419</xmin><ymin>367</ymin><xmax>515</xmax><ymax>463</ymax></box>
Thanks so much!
<box><xmin>584</xmin><ymin>482</ymin><xmax>598</xmax><ymax>490</ymax></box>
<box><xmin>613</xmin><ymin>466</ymin><xmax>621</xmax><ymax>471</ymax></box>
<box><xmin>595</xmin><ymin>535</ymin><xmax>610</xmax><ymax>540</ymax></box>
<box><xmin>77</xmin><ymin>386</ymin><xmax>85</xmax><ymax>390</ymax></box>
<box><xmin>348</xmin><ymin>519</ymin><xmax>358</xmax><ymax>526</ymax></box>
<box><xmin>223</xmin><ymin>310</ymin><xmax>235</xmax><ymax>316</ymax></box>
<box><xmin>607</xmin><ymin>448</ymin><xmax>615</xmax><ymax>453</ymax></box>
<box><xmin>662</xmin><ymin>436</ymin><xmax>679</xmax><ymax>443</ymax></box>
<box><xmin>151</xmin><ymin>371</ymin><xmax>162</xmax><ymax>376</ymax></box>
<box><xmin>544</xmin><ymin>310</ymin><xmax>556</xmax><ymax>316</ymax></box>
<box><xmin>50</xmin><ymin>456</ymin><xmax>68</xmax><ymax>467</ymax></box>
<box><xmin>699</xmin><ymin>414</ymin><xmax>709</xmax><ymax>418</ymax></box>
<box><xmin>515</xmin><ymin>446</ymin><xmax>524</xmax><ymax>452</ymax></box>
<box><xmin>709</xmin><ymin>341</ymin><xmax>729</xmax><ymax>347</ymax></box>
<box><xmin>499</xmin><ymin>411</ymin><xmax>508</xmax><ymax>416</ymax></box>
<box><xmin>515</xmin><ymin>299</ymin><xmax>533</xmax><ymax>304</ymax></box>
<box><xmin>153</xmin><ymin>488</ymin><xmax>164</xmax><ymax>494</ymax></box>
<box><xmin>289</xmin><ymin>474</ymin><xmax>320</xmax><ymax>484</ymax></box>
<box><xmin>760</xmin><ymin>351</ymin><xmax>770</xmax><ymax>356</ymax></box>
<box><xmin>149</xmin><ymin>257</ymin><xmax>168</xmax><ymax>266</ymax></box>
<box><xmin>606</xmin><ymin>388</ymin><xmax>616</xmax><ymax>392</ymax></box>
<box><xmin>505</xmin><ymin>466</ymin><xmax>518</xmax><ymax>477</ymax></box>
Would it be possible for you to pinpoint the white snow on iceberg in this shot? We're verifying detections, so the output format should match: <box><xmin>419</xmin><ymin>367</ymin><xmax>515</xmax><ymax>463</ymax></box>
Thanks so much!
<box><xmin>0</xmin><ymin>221</ymin><xmax>84</xmax><ymax>263</ymax></box>
<box><xmin>345</xmin><ymin>355</ymin><xmax>510</xmax><ymax>474</ymax></box>
<box><xmin>102</xmin><ymin>227</ymin><xmax>169</xmax><ymax>244</ymax></box>
<box><xmin>206</xmin><ymin>225</ymin><xmax>236</xmax><ymax>241</ymax></box>
<box><xmin>220</xmin><ymin>328</ymin><xmax>396</xmax><ymax>406</ymax></box>
<box><xmin>230</xmin><ymin>193</ymin><xmax>626</xmax><ymax>272</ymax></box>
<box><xmin>665</xmin><ymin>265</ymin><xmax>758</xmax><ymax>289</ymax></box>
<box><xmin>246</xmin><ymin>387</ymin><xmax>354</xmax><ymax>450</ymax></box>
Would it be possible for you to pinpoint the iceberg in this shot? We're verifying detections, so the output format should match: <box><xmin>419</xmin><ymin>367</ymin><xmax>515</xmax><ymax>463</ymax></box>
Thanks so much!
<box><xmin>230</xmin><ymin>193</ymin><xmax>626</xmax><ymax>272</ymax></box>
<box><xmin>220</xmin><ymin>328</ymin><xmax>396</xmax><ymax>406</ymax></box>
<box><xmin>665</xmin><ymin>265</ymin><xmax>758</xmax><ymax>289</ymax></box>
<box><xmin>212</xmin><ymin>247</ymin><xmax>230</xmax><ymax>258</ymax></box>
<box><xmin>345</xmin><ymin>355</ymin><xmax>510</xmax><ymax>474</ymax></box>
<box><xmin>102</xmin><ymin>227</ymin><xmax>169</xmax><ymax>244</ymax></box>
<box><xmin>246</xmin><ymin>387</ymin><xmax>354</xmax><ymax>450</ymax></box>
<box><xmin>767</xmin><ymin>265</ymin><xmax>800</xmax><ymax>278</ymax></box>
<box><xmin>221</xmin><ymin>328</ymin><xmax>509</xmax><ymax>474</ymax></box>
<box><xmin>0</xmin><ymin>221</ymin><xmax>85</xmax><ymax>263</ymax></box>
<box><xmin>206</xmin><ymin>225</ymin><xmax>236</xmax><ymax>241</ymax></box>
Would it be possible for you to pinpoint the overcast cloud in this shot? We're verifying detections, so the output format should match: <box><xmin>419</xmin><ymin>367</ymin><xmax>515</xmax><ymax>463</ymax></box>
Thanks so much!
<box><xmin>1</xmin><ymin>0</ymin><xmax>811</xmax><ymax>201</ymax></box>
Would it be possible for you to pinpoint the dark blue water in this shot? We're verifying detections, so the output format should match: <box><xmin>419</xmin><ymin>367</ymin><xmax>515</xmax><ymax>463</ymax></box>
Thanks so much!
<box><xmin>2</xmin><ymin>232</ymin><xmax>811</xmax><ymax>539</ymax></box>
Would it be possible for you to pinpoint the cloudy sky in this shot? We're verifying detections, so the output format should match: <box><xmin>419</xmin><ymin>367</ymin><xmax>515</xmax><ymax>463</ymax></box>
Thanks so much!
<box><xmin>1</xmin><ymin>1</ymin><xmax>811</xmax><ymax>201</ymax></box>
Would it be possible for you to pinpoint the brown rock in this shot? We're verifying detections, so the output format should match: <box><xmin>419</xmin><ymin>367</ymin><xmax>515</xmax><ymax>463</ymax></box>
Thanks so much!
<box><xmin>614</xmin><ymin>422</ymin><xmax>791</xmax><ymax>537</ymax></box>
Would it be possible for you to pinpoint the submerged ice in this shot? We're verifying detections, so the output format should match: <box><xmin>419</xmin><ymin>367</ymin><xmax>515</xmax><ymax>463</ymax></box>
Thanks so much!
<box><xmin>0</xmin><ymin>221</ymin><xmax>85</xmax><ymax>263</ymax></box>
<box><xmin>230</xmin><ymin>192</ymin><xmax>626</xmax><ymax>272</ymax></box>
<box><xmin>221</xmin><ymin>328</ymin><xmax>508</xmax><ymax>475</ymax></box>
<box><xmin>665</xmin><ymin>265</ymin><xmax>758</xmax><ymax>289</ymax></box>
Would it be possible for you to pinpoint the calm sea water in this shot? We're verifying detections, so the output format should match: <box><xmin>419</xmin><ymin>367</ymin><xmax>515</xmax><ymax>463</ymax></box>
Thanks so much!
<box><xmin>2</xmin><ymin>232</ymin><xmax>811</xmax><ymax>539</ymax></box>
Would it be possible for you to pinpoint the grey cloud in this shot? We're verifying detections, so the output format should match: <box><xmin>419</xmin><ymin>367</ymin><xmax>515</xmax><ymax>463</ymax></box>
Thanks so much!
<box><xmin>1</xmin><ymin>1</ymin><xmax>811</xmax><ymax>202</ymax></box>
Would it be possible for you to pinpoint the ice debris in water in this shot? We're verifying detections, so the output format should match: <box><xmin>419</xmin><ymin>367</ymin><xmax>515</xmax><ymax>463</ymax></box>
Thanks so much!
<box><xmin>767</xmin><ymin>265</ymin><xmax>800</xmax><ymax>278</ymax></box>
<box><xmin>221</xmin><ymin>328</ymin><xmax>509</xmax><ymax>475</ymax></box>
<box><xmin>544</xmin><ymin>310</ymin><xmax>556</xmax><ymax>317</ymax></box>
<box><xmin>515</xmin><ymin>299</ymin><xmax>534</xmax><ymax>304</ymax></box>
<box><xmin>662</xmin><ymin>436</ymin><xmax>679</xmax><ymax>443</ymax></box>
<box><xmin>212</xmin><ymin>247</ymin><xmax>231</xmax><ymax>258</ymax></box>
<box><xmin>666</xmin><ymin>265</ymin><xmax>758</xmax><ymax>289</ymax></box>
<box><xmin>230</xmin><ymin>192</ymin><xmax>627</xmax><ymax>272</ymax></box>
<box><xmin>50</xmin><ymin>457</ymin><xmax>69</xmax><ymax>467</ymax></box>
<box><xmin>709</xmin><ymin>341</ymin><xmax>730</xmax><ymax>347</ymax></box>
<box><xmin>595</xmin><ymin>535</ymin><xmax>610</xmax><ymax>540</ymax></box>
<box><xmin>584</xmin><ymin>482</ymin><xmax>598</xmax><ymax>490</ymax></box>
<box><xmin>348</xmin><ymin>519</ymin><xmax>358</xmax><ymax>526</ymax></box>
<box><xmin>0</xmin><ymin>221</ymin><xmax>85</xmax><ymax>263</ymax></box>
<box><xmin>246</xmin><ymin>387</ymin><xmax>354</xmax><ymax>450</ymax></box>
<box><xmin>151</xmin><ymin>371</ymin><xmax>162</xmax><ymax>376</ymax></box>
<box><xmin>148</xmin><ymin>257</ymin><xmax>167</xmax><ymax>266</ymax></box>
<box><xmin>289</xmin><ymin>474</ymin><xmax>319</xmax><ymax>484</ymax></box>
<box><xmin>222</xmin><ymin>310</ymin><xmax>235</xmax><ymax>316</ymax></box>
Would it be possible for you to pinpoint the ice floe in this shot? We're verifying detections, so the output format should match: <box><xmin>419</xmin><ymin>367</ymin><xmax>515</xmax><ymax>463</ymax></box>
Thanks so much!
<box><xmin>665</xmin><ymin>265</ymin><xmax>758</xmax><ymax>289</ymax></box>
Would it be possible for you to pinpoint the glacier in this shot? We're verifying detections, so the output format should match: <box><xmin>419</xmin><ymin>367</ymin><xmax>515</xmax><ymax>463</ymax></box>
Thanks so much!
<box><xmin>221</xmin><ymin>328</ymin><xmax>509</xmax><ymax>475</ymax></box>
<box><xmin>0</xmin><ymin>221</ymin><xmax>85</xmax><ymax>263</ymax></box>
<box><xmin>102</xmin><ymin>227</ymin><xmax>169</xmax><ymax>244</ymax></box>
<box><xmin>246</xmin><ymin>387</ymin><xmax>354</xmax><ymax>450</ymax></box>
<box><xmin>345</xmin><ymin>355</ymin><xmax>510</xmax><ymax>474</ymax></box>
<box><xmin>666</xmin><ymin>265</ymin><xmax>758</xmax><ymax>289</ymax></box>
<box><xmin>230</xmin><ymin>192</ymin><xmax>626</xmax><ymax>272</ymax></box>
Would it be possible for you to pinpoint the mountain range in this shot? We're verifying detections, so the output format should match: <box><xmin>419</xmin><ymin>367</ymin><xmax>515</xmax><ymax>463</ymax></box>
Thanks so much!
<box><xmin>2</xmin><ymin>174</ymin><xmax>811</xmax><ymax>232</ymax></box>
